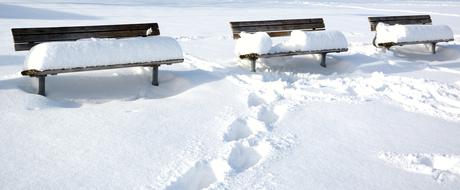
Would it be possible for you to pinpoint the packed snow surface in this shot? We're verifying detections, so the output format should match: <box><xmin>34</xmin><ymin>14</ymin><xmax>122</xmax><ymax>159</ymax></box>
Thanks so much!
<box><xmin>273</xmin><ymin>30</ymin><xmax>348</xmax><ymax>52</ymax></box>
<box><xmin>1</xmin><ymin>0</ymin><xmax>460</xmax><ymax>190</ymax></box>
<box><xmin>234</xmin><ymin>32</ymin><xmax>272</xmax><ymax>55</ymax></box>
<box><xmin>375</xmin><ymin>23</ymin><xmax>454</xmax><ymax>44</ymax></box>
<box><xmin>25</xmin><ymin>36</ymin><xmax>183</xmax><ymax>70</ymax></box>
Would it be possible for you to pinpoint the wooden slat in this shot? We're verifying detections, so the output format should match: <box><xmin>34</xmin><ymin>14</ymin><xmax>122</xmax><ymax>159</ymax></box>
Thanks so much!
<box><xmin>368</xmin><ymin>15</ymin><xmax>432</xmax><ymax>31</ymax></box>
<box><xmin>231</xmin><ymin>23</ymin><xmax>325</xmax><ymax>33</ymax></box>
<box><xmin>14</xmin><ymin>43</ymin><xmax>40</xmax><ymax>51</ymax></box>
<box><xmin>239</xmin><ymin>48</ymin><xmax>348</xmax><ymax>59</ymax></box>
<box><xmin>13</xmin><ymin>29</ymin><xmax>154</xmax><ymax>43</ymax></box>
<box><xmin>368</xmin><ymin>15</ymin><xmax>430</xmax><ymax>22</ymax></box>
<box><xmin>12</xmin><ymin>23</ymin><xmax>158</xmax><ymax>35</ymax></box>
<box><xmin>21</xmin><ymin>59</ymin><xmax>184</xmax><ymax>76</ymax></box>
<box><xmin>232</xmin><ymin>29</ymin><xmax>325</xmax><ymax>39</ymax></box>
<box><xmin>231</xmin><ymin>18</ymin><xmax>323</xmax><ymax>27</ymax></box>
<box><xmin>230</xmin><ymin>18</ymin><xmax>325</xmax><ymax>39</ymax></box>
<box><xmin>12</xmin><ymin>23</ymin><xmax>160</xmax><ymax>51</ymax></box>
<box><xmin>370</xmin><ymin>19</ymin><xmax>432</xmax><ymax>31</ymax></box>
<box><xmin>376</xmin><ymin>38</ymin><xmax>454</xmax><ymax>47</ymax></box>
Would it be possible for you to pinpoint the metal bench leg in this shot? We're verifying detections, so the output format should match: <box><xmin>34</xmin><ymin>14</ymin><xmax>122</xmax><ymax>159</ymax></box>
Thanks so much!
<box><xmin>320</xmin><ymin>53</ymin><xmax>327</xmax><ymax>68</ymax></box>
<box><xmin>37</xmin><ymin>75</ymin><xmax>46</xmax><ymax>96</ymax></box>
<box><xmin>384</xmin><ymin>45</ymin><xmax>392</xmax><ymax>51</ymax></box>
<box><xmin>152</xmin><ymin>65</ymin><xmax>159</xmax><ymax>86</ymax></box>
<box><xmin>249</xmin><ymin>57</ymin><xmax>257</xmax><ymax>72</ymax></box>
<box><xmin>431</xmin><ymin>43</ymin><xmax>437</xmax><ymax>54</ymax></box>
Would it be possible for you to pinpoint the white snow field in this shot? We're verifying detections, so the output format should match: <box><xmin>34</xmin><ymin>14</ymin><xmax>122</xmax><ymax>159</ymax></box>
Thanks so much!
<box><xmin>1</xmin><ymin>0</ymin><xmax>460</xmax><ymax>189</ymax></box>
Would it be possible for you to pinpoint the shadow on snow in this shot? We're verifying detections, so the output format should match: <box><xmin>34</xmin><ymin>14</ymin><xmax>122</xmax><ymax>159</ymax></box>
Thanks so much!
<box><xmin>0</xmin><ymin>3</ymin><xmax>98</xmax><ymax>20</ymax></box>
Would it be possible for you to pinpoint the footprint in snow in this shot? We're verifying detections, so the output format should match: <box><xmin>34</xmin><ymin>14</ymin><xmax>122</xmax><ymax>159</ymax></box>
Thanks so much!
<box><xmin>224</xmin><ymin>117</ymin><xmax>267</xmax><ymax>142</ymax></box>
<box><xmin>247</xmin><ymin>91</ymin><xmax>280</xmax><ymax>107</ymax></box>
<box><xmin>228</xmin><ymin>142</ymin><xmax>271</xmax><ymax>173</ymax></box>
<box><xmin>166</xmin><ymin>159</ymin><xmax>230</xmax><ymax>190</ymax></box>
<box><xmin>166</xmin><ymin>142</ymin><xmax>272</xmax><ymax>190</ymax></box>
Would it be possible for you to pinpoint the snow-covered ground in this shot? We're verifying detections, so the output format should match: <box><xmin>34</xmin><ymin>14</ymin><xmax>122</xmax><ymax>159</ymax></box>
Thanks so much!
<box><xmin>1</xmin><ymin>1</ymin><xmax>460</xmax><ymax>189</ymax></box>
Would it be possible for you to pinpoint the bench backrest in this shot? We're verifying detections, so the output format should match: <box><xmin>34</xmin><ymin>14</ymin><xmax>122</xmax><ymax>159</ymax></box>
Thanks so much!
<box><xmin>230</xmin><ymin>18</ymin><xmax>325</xmax><ymax>39</ymax></box>
<box><xmin>12</xmin><ymin>23</ymin><xmax>160</xmax><ymax>51</ymax></box>
<box><xmin>368</xmin><ymin>15</ymin><xmax>432</xmax><ymax>31</ymax></box>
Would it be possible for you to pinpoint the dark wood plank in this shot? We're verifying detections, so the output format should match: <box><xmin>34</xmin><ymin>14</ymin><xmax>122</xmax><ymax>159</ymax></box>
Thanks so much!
<box><xmin>231</xmin><ymin>18</ymin><xmax>323</xmax><ymax>27</ymax></box>
<box><xmin>370</xmin><ymin>19</ymin><xmax>432</xmax><ymax>31</ymax></box>
<box><xmin>368</xmin><ymin>15</ymin><xmax>430</xmax><ymax>22</ymax></box>
<box><xmin>14</xmin><ymin>43</ymin><xmax>39</xmax><ymax>51</ymax></box>
<box><xmin>231</xmin><ymin>23</ymin><xmax>325</xmax><ymax>33</ymax></box>
<box><xmin>12</xmin><ymin>23</ymin><xmax>158</xmax><ymax>35</ymax></box>
<box><xmin>230</xmin><ymin>18</ymin><xmax>325</xmax><ymax>39</ymax></box>
<box><xmin>21</xmin><ymin>59</ymin><xmax>184</xmax><ymax>76</ymax></box>
<box><xmin>376</xmin><ymin>38</ymin><xmax>454</xmax><ymax>47</ymax></box>
<box><xmin>13</xmin><ymin>29</ymin><xmax>155</xmax><ymax>43</ymax></box>
<box><xmin>368</xmin><ymin>15</ymin><xmax>432</xmax><ymax>31</ymax></box>
<box><xmin>12</xmin><ymin>23</ymin><xmax>160</xmax><ymax>51</ymax></box>
<box><xmin>233</xmin><ymin>29</ymin><xmax>325</xmax><ymax>39</ymax></box>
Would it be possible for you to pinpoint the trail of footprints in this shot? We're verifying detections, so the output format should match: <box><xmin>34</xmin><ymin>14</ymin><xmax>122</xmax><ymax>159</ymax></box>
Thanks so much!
<box><xmin>166</xmin><ymin>91</ymin><xmax>287</xmax><ymax>190</ymax></box>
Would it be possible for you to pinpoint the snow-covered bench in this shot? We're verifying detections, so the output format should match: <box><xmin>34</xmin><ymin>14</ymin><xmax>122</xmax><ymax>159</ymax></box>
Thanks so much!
<box><xmin>368</xmin><ymin>15</ymin><xmax>454</xmax><ymax>53</ymax></box>
<box><xmin>12</xmin><ymin>23</ymin><xmax>184</xmax><ymax>96</ymax></box>
<box><xmin>230</xmin><ymin>18</ymin><xmax>348</xmax><ymax>72</ymax></box>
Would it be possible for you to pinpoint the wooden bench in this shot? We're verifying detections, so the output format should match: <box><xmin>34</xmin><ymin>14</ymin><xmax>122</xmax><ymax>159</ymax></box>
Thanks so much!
<box><xmin>12</xmin><ymin>23</ymin><xmax>184</xmax><ymax>96</ymax></box>
<box><xmin>368</xmin><ymin>15</ymin><xmax>454</xmax><ymax>53</ymax></box>
<box><xmin>230</xmin><ymin>18</ymin><xmax>348</xmax><ymax>72</ymax></box>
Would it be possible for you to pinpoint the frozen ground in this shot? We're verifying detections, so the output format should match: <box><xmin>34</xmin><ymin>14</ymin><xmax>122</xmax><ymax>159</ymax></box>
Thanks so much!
<box><xmin>1</xmin><ymin>1</ymin><xmax>460</xmax><ymax>189</ymax></box>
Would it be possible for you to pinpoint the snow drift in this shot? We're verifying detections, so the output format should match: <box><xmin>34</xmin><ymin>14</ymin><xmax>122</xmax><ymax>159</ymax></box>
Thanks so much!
<box><xmin>235</xmin><ymin>30</ymin><xmax>348</xmax><ymax>55</ymax></box>
<box><xmin>273</xmin><ymin>30</ymin><xmax>348</xmax><ymax>52</ymax></box>
<box><xmin>234</xmin><ymin>32</ymin><xmax>272</xmax><ymax>55</ymax></box>
<box><xmin>375</xmin><ymin>23</ymin><xmax>454</xmax><ymax>44</ymax></box>
<box><xmin>24</xmin><ymin>36</ymin><xmax>183</xmax><ymax>70</ymax></box>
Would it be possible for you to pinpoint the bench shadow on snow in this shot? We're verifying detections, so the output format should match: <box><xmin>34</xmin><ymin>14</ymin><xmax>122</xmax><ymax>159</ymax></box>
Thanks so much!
<box><xmin>258</xmin><ymin>53</ymin><xmax>379</xmax><ymax>75</ymax></box>
<box><xmin>391</xmin><ymin>44</ymin><xmax>460</xmax><ymax>63</ymax></box>
<box><xmin>260</xmin><ymin>44</ymin><xmax>460</xmax><ymax>75</ymax></box>
<box><xmin>0</xmin><ymin>3</ymin><xmax>97</xmax><ymax>20</ymax></box>
<box><xmin>0</xmin><ymin>68</ymin><xmax>223</xmax><ymax>107</ymax></box>
<box><xmin>0</xmin><ymin>55</ymin><xmax>24</xmax><ymax>66</ymax></box>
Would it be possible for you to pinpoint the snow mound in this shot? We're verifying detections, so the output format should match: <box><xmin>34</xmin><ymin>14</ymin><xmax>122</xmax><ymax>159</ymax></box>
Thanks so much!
<box><xmin>375</xmin><ymin>23</ymin><xmax>454</xmax><ymax>44</ymax></box>
<box><xmin>224</xmin><ymin>117</ymin><xmax>267</xmax><ymax>142</ymax></box>
<box><xmin>166</xmin><ymin>159</ymin><xmax>230</xmax><ymax>190</ymax></box>
<box><xmin>235</xmin><ymin>30</ymin><xmax>348</xmax><ymax>55</ymax></box>
<box><xmin>379</xmin><ymin>152</ymin><xmax>460</xmax><ymax>182</ymax></box>
<box><xmin>234</xmin><ymin>32</ymin><xmax>272</xmax><ymax>55</ymax></box>
<box><xmin>272</xmin><ymin>30</ymin><xmax>348</xmax><ymax>52</ymax></box>
<box><xmin>25</xmin><ymin>36</ymin><xmax>183</xmax><ymax>71</ymax></box>
<box><xmin>228</xmin><ymin>142</ymin><xmax>271</xmax><ymax>173</ymax></box>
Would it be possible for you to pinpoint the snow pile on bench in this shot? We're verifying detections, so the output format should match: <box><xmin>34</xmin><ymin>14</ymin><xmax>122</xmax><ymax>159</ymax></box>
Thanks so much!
<box><xmin>272</xmin><ymin>30</ymin><xmax>348</xmax><ymax>53</ymax></box>
<box><xmin>375</xmin><ymin>23</ymin><xmax>454</xmax><ymax>44</ymax></box>
<box><xmin>25</xmin><ymin>36</ymin><xmax>183</xmax><ymax>70</ymax></box>
<box><xmin>235</xmin><ymin>30</ymin><xmax>347</xmax><ymax>55</ymax></box>
<box><xmin>234</xmin><ymin>32</ymin><xmax>272</xmax><ymax>55</ymax></box>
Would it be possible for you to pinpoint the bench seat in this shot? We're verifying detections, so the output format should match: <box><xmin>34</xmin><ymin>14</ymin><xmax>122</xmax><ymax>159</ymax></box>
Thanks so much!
<box><xmin>21</xmin><ymin>59</ymin><xmax>184</xmax><ymax>76</ymax></box>
<box><xmin>368</xmin><ymin>15</ymin><xmax>454</xmax><ymax>53</ymax></box>
<box><xmin>230</xmin><ymin>18</ymin><xmax>348</xmax><ymax>72</ymax></box>
<box><xmin>23</xmin><ymin>36</ymin><xmax>183</xmax><ymax>73</ymax></box>
<box><xmin>240</xmin><ymin>48</ymin><xmax>348</xmax><ymax>59</ymax></box>
<box><xmin>12</xmin><ymin>23</ymin><xmax>184</xmax><ymax>96</ymax></box>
